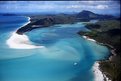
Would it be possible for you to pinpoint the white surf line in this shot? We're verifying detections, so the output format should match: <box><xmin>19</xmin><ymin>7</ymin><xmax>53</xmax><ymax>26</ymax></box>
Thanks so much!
<box><xmin>93</xmin><ymin>62</ymin><xmax>111</xmax><ymax>81</ymax></box>
<box><xmin>82</xmin><ymin>36</ymin><xmax>111</xmax><ymax>81</ymax></box>
<box><xmin>82</xmin><ymin>35</ymin><xmax>96</xmax><ymax>42</ymax></box>
<box><xmin>6</xmin><ymin>17</ymin><xmax>45</xmax><ymax>49</ymax></box>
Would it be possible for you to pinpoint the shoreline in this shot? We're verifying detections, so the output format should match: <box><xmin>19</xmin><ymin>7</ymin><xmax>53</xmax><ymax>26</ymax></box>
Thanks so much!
<box><xmin>15</xmin><ymin>16</ymin><xmax>31</xmax><ymax>34</ymax></box>
<box><xmin>93</xmin><ymin>62</ymin><xmax>111</xmax><ymax>81</ymax></box>
<box><xmin>82</xmin><ymin>35</ymin><xmax>96</xmax><ymax>42</ymax></box>
<box><xmin>82</xmin><ymin>35</ymin><xmax>113</xmax><ymax>81</ymax></box>
<box><xmin>92</xmin><ymin>62</ymin><xmax>104</xmax><ymax>81</ymax></box>
<box><xmin>6</xmin><ymin>32</ymin><xmax>43</xmax><ymax>49</ymax></box>
<box><xmin>6</xmin><ymin>17</ymin><xmax>44</xmax><ymax>49</ymax></box>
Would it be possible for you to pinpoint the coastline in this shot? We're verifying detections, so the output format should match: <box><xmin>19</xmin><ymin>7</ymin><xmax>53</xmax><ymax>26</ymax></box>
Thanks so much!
<box><xmin>93</xmin><ymin>62</ymin><xmax>111</xmax><ymax>81</ymax></box>
<box><xmin>6</xmin><ymin>16</ymin><xmax>44</xmax><ymax>49</ymax></box>
<box><xmin>82</xmin><ymin>35</ymin><xmax>112</xmax><ymax>81</ymax></box>
<box><xmin>15</xmin><ymin>16</ymin><xmax>31</xmax><ymax>32</ymax></box>
<box><xmin>82</xmin><ymin>36</ymin><xmax>96</xmax><ymax>42</ymax></box>
<box><xmin>80</xmin><ymin>19</ymin><xmax>121</xmax><ymax>81</ymax></box>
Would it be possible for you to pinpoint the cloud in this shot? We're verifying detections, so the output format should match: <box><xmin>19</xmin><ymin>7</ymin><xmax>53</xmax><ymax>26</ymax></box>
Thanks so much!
<box><xmin>0</xmin><ymin>1</ymin><xmax>120</xmax><ymax>16</ymax></box>
<box><xmin>96</xmin><ymin>5</ymin><xmax>109</xmax><ymax>9</ymax></box>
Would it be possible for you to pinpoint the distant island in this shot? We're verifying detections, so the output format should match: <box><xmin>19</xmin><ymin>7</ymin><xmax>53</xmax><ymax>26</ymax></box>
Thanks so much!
<box><xmin>0</xmin><ymin>13</ymin><xmax>18</xmax><ymax>16</ymax></box>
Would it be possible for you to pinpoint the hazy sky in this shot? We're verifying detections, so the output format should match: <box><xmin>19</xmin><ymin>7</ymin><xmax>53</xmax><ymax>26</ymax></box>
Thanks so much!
<box><xmin>0</xmin><ymin>1</ymin><xmax>120</xmax><ymax>16</ymax></box>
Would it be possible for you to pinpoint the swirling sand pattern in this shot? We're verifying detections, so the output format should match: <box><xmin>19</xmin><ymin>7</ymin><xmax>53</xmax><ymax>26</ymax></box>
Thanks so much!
<box><xmin>0</xmin><ymin>16</ymin><xmax>109</xmax><ymax>81</ymax></box>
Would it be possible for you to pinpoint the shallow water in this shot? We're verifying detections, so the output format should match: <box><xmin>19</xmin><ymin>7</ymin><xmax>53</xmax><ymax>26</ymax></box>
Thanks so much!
<box><xmin>0</xmin><ymin>15</ymin><xmax>110</xmax><ymax>81</ymax></box>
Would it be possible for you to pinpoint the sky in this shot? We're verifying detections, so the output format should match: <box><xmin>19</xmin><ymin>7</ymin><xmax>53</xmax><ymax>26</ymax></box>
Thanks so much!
<box><xmin>0</xmin><ymin>1</ymin><xmax>120</xmax><ymax>16</ymax></box>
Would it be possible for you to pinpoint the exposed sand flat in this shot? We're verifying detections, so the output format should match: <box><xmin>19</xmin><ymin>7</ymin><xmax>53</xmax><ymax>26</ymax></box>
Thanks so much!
<box><xmin>6</xmin><ymin>32</ymin><xmax>44</xmax><ymax>49</ymax></box>
<box><xmin>6</xmin><ymin>17</ymin><xmax>45</xmax><ymax>49</ymax></box>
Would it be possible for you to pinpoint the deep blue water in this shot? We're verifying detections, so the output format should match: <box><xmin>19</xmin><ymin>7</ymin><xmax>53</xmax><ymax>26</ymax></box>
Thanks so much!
<box><xmin>0</xmin><ymin>15</ymin><xmax>110</xmax><ymax>81</ymax></box>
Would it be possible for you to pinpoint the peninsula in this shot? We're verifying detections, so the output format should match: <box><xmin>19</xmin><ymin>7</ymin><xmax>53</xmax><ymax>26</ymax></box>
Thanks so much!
<box><xmin>16</xmin><ymin>10</ymin><xmax>114</xmax><ymax>34</ymax></box>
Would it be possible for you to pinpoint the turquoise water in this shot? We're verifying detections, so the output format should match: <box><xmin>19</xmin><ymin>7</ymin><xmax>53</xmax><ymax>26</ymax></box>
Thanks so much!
<box><xmin>0</xmin><ymin>16</ymin><xmax>110</xmax><ymax>81</ymax></box>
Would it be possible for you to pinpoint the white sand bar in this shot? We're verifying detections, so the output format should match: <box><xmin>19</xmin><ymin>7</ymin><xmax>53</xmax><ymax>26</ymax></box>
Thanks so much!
<box><xmin>6</xmin><ymin>32</ymin><xmax>44</xmax><ymax>49</ymax></box>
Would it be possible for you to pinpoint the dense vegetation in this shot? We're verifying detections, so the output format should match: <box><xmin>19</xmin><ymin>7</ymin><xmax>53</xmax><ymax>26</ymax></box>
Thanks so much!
<box><xmin>16</xmin><ymin>10</ymin><xmax>115</xmax><ymax>34</ymax></box>
<box><xmin>78</xmin><ymin>20</ymin><xmax>121</xmax><ymax>81</ymax></box>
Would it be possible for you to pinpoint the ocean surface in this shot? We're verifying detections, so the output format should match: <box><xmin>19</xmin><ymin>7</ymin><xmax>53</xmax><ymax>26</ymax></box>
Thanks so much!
<box><xmin>0</xmin><ymin>15</ymin><xmax>110</xmax><ymax>81</ymax></box>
